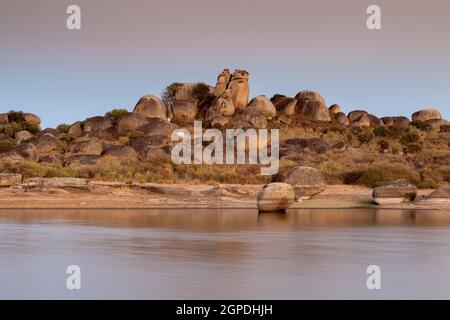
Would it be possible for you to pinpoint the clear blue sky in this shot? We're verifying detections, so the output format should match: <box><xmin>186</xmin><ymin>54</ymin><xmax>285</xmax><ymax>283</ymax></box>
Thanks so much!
<box><xmin>1</xmin><ymin>0</ymin><xmax>449</xmax><ymax>128</ymax></box>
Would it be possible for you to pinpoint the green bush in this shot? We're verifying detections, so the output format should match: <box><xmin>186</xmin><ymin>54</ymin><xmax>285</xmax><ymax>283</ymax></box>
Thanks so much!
<box><xmin>357</xmin><ymin>132</ymin><xmax>374</xmax><ymax>144</ymax></box>
<box><xmin>373</xmin><ymin>126</ymin><xmax>390</xmax><ymax>137</ymax></box>
<box><xmin>0</xmin><ymin>139</ymin><xmax>16</xmax><ymax>152</ymax></box>
<box><xmin>105</xmin><ymin>109</ymin><xmax>128</xmax><ymax>125</ymax></box>
<box><xmin>400</xmin><ymin>132</ymin><xmax>420</xmax><ymax>145</ymax></box>
<box><xmin>3</xmin><ymin>122</ymin><xmax>23</xmax><ymax>138</ymax></box>
<box><xmin>162</xmin><ymin>82</ymin><xmax>182</xmax><ymax>107</ymax></box>
<box><xmin>378</xmin><ymin>139</ymin><xmax>390</xmax><ymax>152</ymax></box>
<box><xmin>191</xmin><ymin>83</ymin><xmax>214</xmax><ymax>110</ymax></box>
<box><xmin>56</xmin><ymin>124</ymin><xmax>70</xmax><ymax>134</ymax></box>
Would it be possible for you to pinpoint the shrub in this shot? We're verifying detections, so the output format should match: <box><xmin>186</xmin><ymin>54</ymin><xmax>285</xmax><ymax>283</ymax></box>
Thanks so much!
<box><xmin>0</xmin><ymin>139</ymin><xmax>15</xmax><ymax>152</ymax></box>
<box><xmin>24</xmin><ymin>122</ymin><xmax>40</xmax><ymax>134</ymax></box>
<box><xmin>400</xmin><ymin>132</ymin><xmax>420</xmax><ymax>145</ymax></box>
<box><xmin>357</xmin><ymin>132</ymin><xmax>374</xmax><ymax>144</ymax></box>
<box><xmin>378</xmin><ymin>139</ymin><xmax>390</xmax><ymax>152</ymax></box>
<box><xmin>7</xmin><ymin>110</ymin><xmax>25</xmax><ymax>123</ymax></box>
<box><xmin>191</xmin><ymin>83</ymin><xmax>214</xmax><ymax>110</ymax></box>
<box><xmin>403</xmin><ymin>142</ymin><xmax>423</xmax><ymax>154</ymax></box>
<box><xmin>162</xmin><ymin>82</ymin><xmax>182</xmax><ymax>107</ymax></box>
<box><xmin>56</xmin><ymin>124</ymin><xmax>70</xmax><ymax>134</ymax></box>
<box><xmin>373</xmin><ymin>126</ymin><xmax>390</xmax><ymax>137</ymax></box>
<box><xmin>3</xmin><ymin>122</ymin><xmax>23</xmax><ymax>138</ymax></box>
<box><xmin>344</xmin><ymin>166</ymin><xmax>420</xmax><ymax>187</ymax></box>
<box><xmin>105</xmin><ymin>109</ymin><xmax>128</xmax><ymax>125</ymax></box>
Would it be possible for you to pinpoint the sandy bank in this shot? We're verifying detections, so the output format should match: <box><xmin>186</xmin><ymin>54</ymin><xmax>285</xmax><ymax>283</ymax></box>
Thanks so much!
<box><xmin>0</xmin><ymin>183</ymin><xmax>447</xmax><ymax>211</ymax></box>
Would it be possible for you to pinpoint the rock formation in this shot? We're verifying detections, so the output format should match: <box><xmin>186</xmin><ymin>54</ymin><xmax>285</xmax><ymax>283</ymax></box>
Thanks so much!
<box><xmin>257</xmin><ymin>182</ymin><xmax>295</xmax><ymax>212</ymax></box>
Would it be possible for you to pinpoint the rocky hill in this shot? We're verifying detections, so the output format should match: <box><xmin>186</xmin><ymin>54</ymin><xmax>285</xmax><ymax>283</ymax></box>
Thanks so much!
<box><xmin>0</xmin><ymin>69</ymin><xmax>449</xmax><ymax>188</ymax></box>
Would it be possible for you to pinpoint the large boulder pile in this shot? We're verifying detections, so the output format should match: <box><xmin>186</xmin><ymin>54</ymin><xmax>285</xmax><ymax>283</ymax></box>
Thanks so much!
<box><xmin>257</xmin><ymin>182</ymin><xmax>295</xmax><ymax>212</ymax></box>
<box><xmin>212</xmin><ymin>69</ymin><xmax>249</xmax><ymax>111</ymax></box>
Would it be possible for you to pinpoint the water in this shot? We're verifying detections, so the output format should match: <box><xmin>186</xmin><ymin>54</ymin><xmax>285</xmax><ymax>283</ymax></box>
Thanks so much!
<box><xmin>1</xmin><ymin>208</ymin><xmax>450</xmax><ymax>299</ymax></box>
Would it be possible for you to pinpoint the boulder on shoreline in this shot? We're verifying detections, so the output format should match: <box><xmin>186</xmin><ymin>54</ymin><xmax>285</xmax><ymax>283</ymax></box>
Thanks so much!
<box><xmin>0</xmin><ymin>173</ymin><xmax>22</xmax><ymax>187</ymax></box>
<box><xmin>282</xmin><ymin>166</ymin><xmax>326</xmax><ymax>200</ymax></box>
<box><xmin>257</xmin><ymin>182</ymin><xmax>295</xmax><ymax>212</ymax></box>
<box><xmin>424</xmin><ymin>184</ymin><xmax>450</xmax><ymax>204</ymax></box>
<box><xmin>372</xmin><ymin>179</ymin><xmax>418</xmax><ymax>205</ymax></box>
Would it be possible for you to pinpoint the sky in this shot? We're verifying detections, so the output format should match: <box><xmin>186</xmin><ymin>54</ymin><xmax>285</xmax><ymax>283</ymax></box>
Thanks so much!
<box><xmin>0</xmin><ymin>0</ymin><xmax>449</xmax><ymax>128</ymax></box>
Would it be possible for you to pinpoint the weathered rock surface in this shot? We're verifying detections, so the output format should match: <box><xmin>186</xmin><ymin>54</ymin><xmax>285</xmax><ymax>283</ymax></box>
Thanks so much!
<box><xmin>17</xmin><ymin>143</ymin><xmax>39</xmax><ymax>162</ymax></box>
<box><xmin>0</xmin><ymin>173</ymin><xmax>22</xmax><ymax>187</ymax></box>
<box><xmin>138</xmin><ymin>117</ymin><xmax>177</xmax><ymax>137</ymax></box>
<box><xmin>274</xmin><ymin>97</ymin><xmax>297</xmax><ymax>116</ymax></box>
<box><xmin>23</xmin><ymin>113</ymin><xmax>41</xmax><ymax>127</ymax></box>
<box><xmin>206</xmin><ymin>90</ymin><xmax>235</xmax><ymax>121</ymax></box>
<box><xmin>83</xmin><ymin>116</ymin><xmax>112</xmax><ymax>133</ymax></box>
<box><xmin>242</xmin><ymin>109</ymin><xmax>268</xmax><ymax>128</ymax></box>
<box><xmin>295</xmin><ymin>90</ymin><xmax>326</xmax><ymax>114</ymax></box>
<box><xmin>381</xmin><ymin>116</ymin><xmax>410</xmax><ymax>127</ymax></box>
<box><xmin>228</xmin><ymin>70</ymin><xmax>249</xmax><ymax>111</ymax></box>
<box><xmin>117</xmin><ymin>113</ymin><xmax>149</xmax><ymax>135</ymax></box>
<box><xmin>68</xmin><ymin>121</ymin><xmax>83</xmax><ymax>138</ymax></box>
<box><xmin>15</xmin><ymin>131</ymin><xmax>33</xmax><ymax>144</ymax></box>
<box><xmin>329</xmin><ymin>104</ymin><xmax>341</xmax><ymax>114</ymax></box>
<box><xmin>246</xmin><ymin>96</ymin><xmax>276</xmax><ymax>119</ymax></box>
<box><xmin>257</xmin><ymin>182</ymin><xmax>295</xmax><ymax>212</ymax></box>
<box><xmin>412</xmin><ymin>108</ymin><xmax>441</xmax><ymax>123</ymax></box>
<box><xmin>66</xmin><ymin>138</ymin><xmax>103</xmax><ymax>156</ymax></box>
<box><xmin>301</xmin><ymin>100</ymin><xmax>332</xmax><ymax>122</ymax></box>
<box><xmin>133</xmin><ymin>95</ymin><xmax>167</xmax><ymax>120</ymax></box>
<box><xmin>171</xmin><ymin>100</ymin><xmax>198</xmax><ymax>121</ymax></box>
<box><xmin>372</xmin><ymin>179</ymin><xmax>418</xmax><ymax>205</ymax></box>
<box><xmin>33</xmin><ymin>133</ymin><xmax>64</xmax><ymax>158</ymax></box>
<box><xmin>64</xmin><ymin>154</ymin><xmax>102</xmax><ymax>166</ymax></box>
<box><xmin>424</xmin><ymin>184</ymin><xmax>450</xmax><ymax>204</ymax></box>
<box><xmin>103</xmin><ymin>145</ymin><xmax>139</xmax><ymax>164</ymax></box>
<box><xmin>283</xmin><ymin>166</ymin><xmax>326</xmax><ymax>199</ymax></box>
<box><xmin>213</xmin><ymin>69</ymin><xmax>232</xmax><ymax>97</ymax></box>
<box><xmin>334</xmin><ymin>112</ymin><xmax>350</xmax><ymax>126</ymax></box>
<box><xmin>284</xmin><ymin>138</ymin><xmax>329</xmax><ymax>154</ymax></box>
<box><xmin>23</xmin><ymin>177</ymin><xmax>89</xmax><ymax>189</ymax></box>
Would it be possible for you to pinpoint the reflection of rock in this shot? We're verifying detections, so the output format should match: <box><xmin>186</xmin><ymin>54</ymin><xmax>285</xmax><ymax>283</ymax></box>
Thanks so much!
<box><xmin>257</xmin><ymin>183</ymin><xmax>295</xmax><ymax>212</ymax></box>
<box><xmin>372</xmin><ymin>179</ymin><xmax>417</xmax><ymax>205</ymax></box>
<box><xmin>283</xmin><ymin>166</ymin><xmax>326</xmax><ymax>199</ymax></box>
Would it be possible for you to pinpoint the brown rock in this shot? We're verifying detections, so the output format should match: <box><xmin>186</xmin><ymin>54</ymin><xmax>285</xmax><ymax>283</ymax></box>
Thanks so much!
<box><xmin>228</xmin><ymin>70</ymin><xmax>250</xmax><ymax>111</ymax></box>
<box><xmin>412</xmin><ymin>108</ymin><xmax>441</xmax><ymax>122</ymax></box>
<box><xmin>367</xmin><ymin>114</ymin><xmax>384</xmax><ymax>126</ymax></box>
<box><xmin>67</xmin><ymin>138</ymin><xmax>103</xmax><ymax>156</ymax></box>
<box><xmin>23</xmin><ymin>113</ymin><xmax>41</xmax><ymax>126</ymax></box>
<box><xmin>440</xmin><ymin>125</ymin><xmax>450</xmax><ymax>133</ymax></box>
<box><xmin>257</xmin><ymin>183</ymin><xmax>295</xmax><ymax>212</ymax></box>
<box><xmin>372</xmin><ymin>179</ymin><xmax>418</xmax><ymax>205</ymax></box>
<box><xmin>284</xmin><ymin>137</ymin><xmax>329</xmax><ymax>154</ymax></box>
<box><xmin>33</xmin><ymin>133</ymin><xmax>64</xmax><ymax>157</ymax></box>
<box><xmin>206</xmin><ymin>89</ymin><xmax>235</xmax><ymax>121</ymax></box>
<box><xmin>0</xmin><ymin>114</ymin><xmax>9</xmax><ymax>124</ymax></box>
<box><xmin>246</xmin><ymin>95</ymin><xmax>277</xmax><ymax>119</ymax></box>
<box><xmin>133</xmin><ymin>95</ymin><xmax>167</xmax><ymax>120</ymax></box>
<box><xmin>103</xmin><ymin>145</ymin><xmax>139</xmax><ymax>164</ymax></box>
<box><xmin>210</xmin><ymin>116</ymin><xmax>230</xmax><ymax>128</ymax></box>
<box><xmin>138</xmin><ymin>117</ymin><xmax>178</xmax><ymax>137</ymax></box>
<box><xmin>295</xmin><ymin>90</ymin><xmax>326</xmax><ymax>114</ymax></box>
<box><xmin>130</xmin><ymin>135</ymin><xmax>170</xmax><ymax>160</ymax></box>
<box><xmin>68</xmin><ymin>121</ymin><xmax>83</xmax><ymax>138</ymax></box>
<box><xmin>65</xmin><ymin>154</ymin><xmax>102</xmax><ymax>166</ymax></box>
<box><xmin>241</xmin><ymin>109</ymin><xmax>268</xmax><ymax>129</ymax></box>
<box><xmin>348</xmin><ymin>110</ymin><xmax>368</xmax><ymax>123</ymax></box>
<box><xmin>301</xmin><ymin>100</ymin><xmax>331</xmax><ymax>122</ymax></box>
<box><xmin>283</xmin><ymin>166</ymin><xmax>326</xmax><ymax>199</ymax></box>
<box><xmin>425</xmin><ymin>184</ymin><xmax>450</xmax><ymax>204</ymax></box>
<box><xmin>350</xmin><ymin>113</ymin><xmax>371</xmax><ymax>127</ymax></box>
<box><xmin>15</xmin><ymin>131</ymin><xmax>34</xmax><ymax>144</ymax></box>
<box><xmin>117</xmin><ymin>113</ymin><xmax>149</xmax><ymax>135</ymax></box>
<box><xmin>213</xmin><ymin>69</ymin><xmax>232</xmax><ymax>97</ymax></box>
<box><xmin>17</xmin><ymin>143</ymin><xmax>39</xmax><ymax>162</ymax></box>
<box><xmin>83</xmin><ymin>116</ymin><xmax>112</xmax><ymax>133</ymax></box>
<box><xmin>329</xmin><ymin>104</ymin><xmax>341</xmax><ymax>114</ymax></box>
<box><xmin>335</xmin><ymin>112</ymin><xmax>349</xmax><ymax>126</ymax></box>
<box><xmin>274</xmin><ymin>97</ymin><xmax>297</xmax><ymax>116</ymax></box>
<box><xmin>171</xmin><ymin>100</ymin><xmax>198</xmax><ymax>121</ymax></box>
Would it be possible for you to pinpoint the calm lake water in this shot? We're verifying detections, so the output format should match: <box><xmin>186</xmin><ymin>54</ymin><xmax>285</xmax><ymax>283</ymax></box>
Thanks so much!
<box><xmin>1</xmin><ymin>208</ymin><xmax>450</xmax><ymax>299</ymax></box>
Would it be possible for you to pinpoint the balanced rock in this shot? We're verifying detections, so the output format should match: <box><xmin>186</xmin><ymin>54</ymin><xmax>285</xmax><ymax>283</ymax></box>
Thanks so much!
<box><xmin>412</xmin><ymin>108</ymin><xmax>441</xmax><ymax>123</ymax></box>
<box><xmin>133</xmin><ymin>95</ymin><xmax>167</xmax><ymax>120</ymax></box>
<box><xmin>372</xmin><ymin>179</ymin><xmax>418</xmax><ymax>205</ymax></box>
<box><xmin>213</xmin><ymin>69</ymin><xmax>232</xmax><ymax>97</ymax></box>
<box><xmin>228</xmin><ymin>70</ymin><xmax>249</xmax><ymax>111</ymax></box>
<box><xmin>257</xmin><ymin>182</ymin><xmax>295</xmax><ymax>212</ymax></box>
<box><xmin>283</xmin><ymin>166</ymin><xmax>326</xmax><ymax>199</ymax></box>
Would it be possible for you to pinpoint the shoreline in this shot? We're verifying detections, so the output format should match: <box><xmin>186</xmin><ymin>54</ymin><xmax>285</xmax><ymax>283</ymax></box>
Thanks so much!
<box><xmin>0</xmin><ymin>184</ymin><xmax>448</xmax><ymax>211</ymax></box>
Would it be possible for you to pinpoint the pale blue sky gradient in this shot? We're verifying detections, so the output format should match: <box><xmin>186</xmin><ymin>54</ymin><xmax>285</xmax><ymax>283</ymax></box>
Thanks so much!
<box><xmin>1</xmin><ymin>0</ymin><xmax>449</xmax><ymax>128</ymax></box>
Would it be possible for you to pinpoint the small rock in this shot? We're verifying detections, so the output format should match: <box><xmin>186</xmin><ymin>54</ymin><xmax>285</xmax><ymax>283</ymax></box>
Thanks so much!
<box><xmin>372</xmin><ymin>179</ymin><xmax>418</xmax><ymax>205</ymax></box>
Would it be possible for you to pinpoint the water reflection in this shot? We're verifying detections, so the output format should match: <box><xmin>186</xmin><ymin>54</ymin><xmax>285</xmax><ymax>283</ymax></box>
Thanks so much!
<box><xmin>0</xmin><ymin>208</ymin><xmax>449</xmax><ymax>230</ymax></box>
